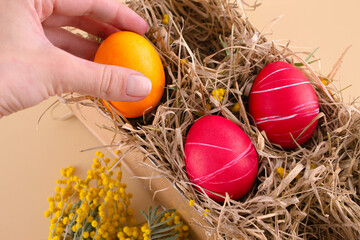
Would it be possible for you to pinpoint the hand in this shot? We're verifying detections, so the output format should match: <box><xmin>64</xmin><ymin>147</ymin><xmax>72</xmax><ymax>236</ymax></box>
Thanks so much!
<box><xmin>0</xmin><ymin>0</ymin><xmax>152</xmax><ymax>118</ymax></box>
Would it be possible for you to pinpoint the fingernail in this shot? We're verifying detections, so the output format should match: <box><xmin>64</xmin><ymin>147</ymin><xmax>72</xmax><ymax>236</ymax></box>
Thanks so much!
<box><xmin>126</xmin><ymin>74</ymin><xmax>152</xmax><ymax>97</ymax></box>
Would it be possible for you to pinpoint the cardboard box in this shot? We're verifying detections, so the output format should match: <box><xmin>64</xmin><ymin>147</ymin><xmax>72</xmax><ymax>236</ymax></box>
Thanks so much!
<box><xmin>69</xmin><ymin>104</ymin><xmax>211</xmax><ymax>239</ymax></box>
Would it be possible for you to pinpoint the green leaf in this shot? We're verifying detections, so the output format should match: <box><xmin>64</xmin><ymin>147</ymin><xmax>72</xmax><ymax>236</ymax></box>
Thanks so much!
<box><xmin>151</xmin><ymin>210</ymin><xmax>176</xmax><ymax>229</ymax></box>
<box><xmin>151</xmin><ymin>206</ymin><xmax>161</xmax><ymax>221</ymax></box>
<box><xmin>151</xmin><ymin>222</ymin><xmax>182</xmax><ymax>235</ymax></box>
<box><xmin>161</xmin><ymin>235</ymin><xmax>179</xmax><ymax>240</ymax></box>
<box><xmin>163</xmin><ymin>85</ymin><xmax>177</xmax><ymax>90</ymax></box>
<box><xmin>151</xmin><ymin>231</ymin><xmax>179</xmax><ymax>240</ymax></box>
<box><xmin>338</xmin><ymin>84</ymin><xmax>352</xmax><ymax>93</ymax></box>
<box><xmin>219</xmin><ymin>35</ymin><xmax>230</xmax><ymax>56</ymax></box>
<box><xmin>294</xmin><ymin>47</ymin><xmax>320</xmax><ymax>67</ymax></box>
<box><xmin>69</xmin><ymin>200</ymin><xmax>82</xmax><ymax>214</ymax></box>
<box><xmin>84</xmin><ymin>222</ymin><xmax>94</xmax><ymax>233</ymax></box>
<box><xmin>90</xmin><ymin>204</ymin><xmax>99</xmax><ymax>217</ymax></box>
<box><xmin>294</xmin><ymin>58</ymin><xmax>320</xmax><ymax>67</ymax></box>
<box><xmin>141</xmin><ymin>209</ymin><xmax>149</xmax><ymax>220</ymax></box>
<box><xmin>305</xmin><ymin>47</ymin><xmax>319</xmax><ymax>62</ymax></box>
<box><xmin>143</xmin><ymin>206</ymin><xmax>181</xmax><ymax>240</ymax></box>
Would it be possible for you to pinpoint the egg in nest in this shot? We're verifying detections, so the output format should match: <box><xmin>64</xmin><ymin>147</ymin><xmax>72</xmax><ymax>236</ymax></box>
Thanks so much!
<box><xmin>248</xmin><ymin>61</ymin><xmax>319</xmax><ymax>149</ymax></box>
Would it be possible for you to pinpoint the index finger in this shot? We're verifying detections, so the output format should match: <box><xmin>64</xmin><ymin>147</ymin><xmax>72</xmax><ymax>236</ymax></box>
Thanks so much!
<box><xmin>52</xmin><ymin>0</ymin><xmax>148</xmax><ymax>35</ymax></box>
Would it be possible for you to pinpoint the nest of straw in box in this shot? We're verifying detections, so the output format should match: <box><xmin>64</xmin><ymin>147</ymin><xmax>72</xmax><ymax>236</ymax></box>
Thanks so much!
<box><xmin>66</xmin><ymin>0</ymin><xmax>360</xmax><ymax>239</ymax></box>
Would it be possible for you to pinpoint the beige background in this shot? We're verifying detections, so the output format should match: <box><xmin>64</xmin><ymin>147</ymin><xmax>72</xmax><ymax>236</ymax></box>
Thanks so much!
<box><xmin>1</xmin><ymin>0</ymin><xmax>359</xmax><ymax>239</ymax></box>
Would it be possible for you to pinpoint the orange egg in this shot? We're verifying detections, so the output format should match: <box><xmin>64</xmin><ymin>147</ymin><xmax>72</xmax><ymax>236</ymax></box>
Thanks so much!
<box><xmin>94</xmin><ymin>31</ymin><xmax>165</xmax><ymax>118</ymax></box>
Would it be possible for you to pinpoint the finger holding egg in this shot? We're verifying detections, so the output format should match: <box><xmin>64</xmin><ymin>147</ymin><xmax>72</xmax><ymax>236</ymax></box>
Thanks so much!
<box><xmin>94</xmin><ymin>31</ymin><xmax>165</xmax><ymax>118</ymax></box>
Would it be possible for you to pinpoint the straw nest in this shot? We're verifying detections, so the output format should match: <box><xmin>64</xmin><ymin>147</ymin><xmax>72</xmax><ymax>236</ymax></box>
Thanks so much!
<box><xmin>66</xmin><ymin>0</ymin><xmax>360</xmax><ymax>239</ymax></box>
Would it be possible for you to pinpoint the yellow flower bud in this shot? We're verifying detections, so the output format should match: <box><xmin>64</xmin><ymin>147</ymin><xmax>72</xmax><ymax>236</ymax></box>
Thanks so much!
<box><xmin>180</xmin><ymin>58</ymin><xmax>188</xmax><ymax>64</ymax></box>
<box><xmin>231</xmin><ymin>102</ymin><xmax>240</xmax><ymax>112</ymax></box>
<box><xmin>62</xmin><ymin>217</ymin><xmax>70</xmax><ymax>225</ymax></box>
<box><xmin>76</xmin><ymin>223</ymin><xmax>82</xmax><ymax>230</ymax></box>
<box><xmin>114</xmin><ymin>194</ymin><xmax>120</xmax><ymax>201</ymax></box>
<box><xmin>82</xmin><ymin>232</ymin><xmax>89</xmax><ymax>238</ymax></box>
<box><xmin>104</xmin><ymin>196</ymin><xmax>111</xmax><ymax>203</ymax></box>
<box><xmin>104</xmin><ymin>158</ymin><xmax>110</xmax><ymax>164</ymax></box>
<box><xmin>87</xmin><ymin>216</ymin><xmax>94</xmax><ymax>223</ymax></box>
<box><xmin>98</xmin><ymin>228</ymin><xmax>104</xmax><ymax>235</ymax></box>
<box><xmin>97</xmin><ymin>151</ymin><xmax>104</xmax><ymax>158</ymax></box>
<box><xmin>60</xmin><ymin>168</ymin><xmax>66</xmax><ymax>177</ymax></box>
<box><xmin>174</xmin><ymin>215</ymin><xmax>180</xmax><ymax>224</ymax></box>
<box><xmin>102</xmin><ymin>231</ymin><xmax>109</xmax><ymax>238</ymax></box>
<box><xmin>50</xmin><ymin>217</ymin><xmax>58</xmax><ymax>224</ymax></box>
<box><xmin>120</xmin><ymin>217</ymin><xmax>126</xmax><ymax>224</ymax></box>
<box><xmin>44</xmin><ymin>210</ymin><xmax>51</xmax><ymax>218</ymax></box>
<box><xmin>103</xmin><ymin>178</ymin><xmax>109</xmax><ymax>185</ymax></box>
<box><xmin>91</xmin><ymin>220</ymin><xmax>98</xmax><ymax>228</ymax></box>
<box><xmin>60</xmin><ymin>188</ymin><xmax>68</xmax><ymax>197</ymax></box>
<box><xmin>55</xmin><ymin>226</ymin><xmax>64</xmax><ymax>235</ymax></box>
<box><xmin>49</xmin><ymin>223</ymin><xmax>56</xmax><ymax>230</ymax></box>
<box><xmin>92</xmin><ymin>163</ymin><xmax>101</xmax><ymax>170</ymax></box>
<box><xmin>219</xmin><ymin>88</ymin><xmax>226</xmax><ymax>95</ymax></box>
<box><xmin>55</xmin><ymin>210</ymin><xmax>62</xmax><ymax>219</ymax></box>
<box><xmin>57</xmin><ymin>201</ymin><xmax>64</xmax><ymax>209</ymax></box>
<box><xmin>54</xmin><ymin>193</ymin><xmax>62</xmax><ymax>202</ymax></box>
<box><xmin>76</xmin><ymin>208</ymin><xmax>82</xmax><ymax>215</ymax></box>
<box><xmin>204</xmin><ymin>208</ymin><xmax>210</xmax><ymax>216</ymax></box>
<box><xmin>108</xmin><ymin>226</ymin><xmax>116</xmax><ymax>235</ymax></box>
<box><xmin>55</xmin><ymin>186</ymin><xmax>61</xmax><ymax>193</ymax></box>
<box><xmin>277</xmin><ymin>167</ymin><xmax>287</xmax><ymax>178</ymax></box>
<box><xmin>106</xmin><ymin>190</ymin><xmax>114</xmax><ymax>198</ymax></box>
<box><xmin>79</xmin><ymin>190</ymin><xmax>86</xmax><ymax>200</ymax></box>
<box><xmin>162</xmin><ymin>14</ymin><xmax>169</xmax><ymax>25</ymax></box>
<box><xmin>116</xmin><ymin>171</ymin><xmax>122</xmax><ymax>181</ymax></box>
<box><xmin>127</xmin><ymin>208</ymin><xmax>134</xmax><ymax>216</ymax></box>
<box><xmin>211</xmin><ymin>88</ymin><xmax>226</xmax><ymax>102</ymax></box>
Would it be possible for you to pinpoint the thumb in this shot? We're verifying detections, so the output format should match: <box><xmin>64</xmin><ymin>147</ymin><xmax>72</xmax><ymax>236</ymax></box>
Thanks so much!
<box><xmin>52</xmin><ymin>50</ymin><xmax>152</xmax><ymax>101</ymax></box>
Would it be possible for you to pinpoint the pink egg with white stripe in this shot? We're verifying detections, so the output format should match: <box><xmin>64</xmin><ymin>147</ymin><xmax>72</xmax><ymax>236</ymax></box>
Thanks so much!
<box><xmin>184</xmin><ymin>115</ymin><xmax>258</xmax><ymax>202</ymax></box>
<box><xmin>248</xmin><ymin>61</ymin><xmax>319</xmax><ymax>149</ymax></box>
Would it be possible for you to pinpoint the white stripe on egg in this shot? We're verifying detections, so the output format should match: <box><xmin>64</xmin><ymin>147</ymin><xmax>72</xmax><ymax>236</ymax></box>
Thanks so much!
<box><xmin>251</xmin><ymin>81</ymin><xmax>310</xmax><ymax>94</ymax></box>
<box><xmin>255</xmin><ymin>67</ymin><xmax>294</xmax><ymax>88</ymax></box>
<box><xmin>257</xmin><ymin>78</ymin><xmax>307</xmax><ymax>89</ymax></box>
<box><xmin>255</xmin><ymin>114</ymin><xmax>298</xmax><ymax>125</ymax></box>
<box><xmin>290</xmin><ymin>101</ymin><xmax>319</xmax><ymax>112</ymax></box>
<box><xmin>206</xmin><ymin>161</ymin><xmax>258</xmax><ymax>184</ymax></box>
<box><xmin>185</xmin><ymin>142</ymin><xmax>234</xmax><ymax>152</ymax></box>
<box><xmin>192</xmin><ymin>143</ymin><xmax>254</xmax><ymax>184</ymax></box>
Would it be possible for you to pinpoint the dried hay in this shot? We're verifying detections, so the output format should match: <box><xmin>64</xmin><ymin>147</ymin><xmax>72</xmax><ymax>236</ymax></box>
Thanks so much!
<box><xmin>66</xmin><ymin>0</ymin><xmax>360</xmax><ymax>239</ymax></box>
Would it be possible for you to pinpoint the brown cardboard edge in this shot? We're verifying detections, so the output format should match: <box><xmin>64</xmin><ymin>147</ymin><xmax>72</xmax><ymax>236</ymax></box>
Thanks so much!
<box><xmin>67</xmin><ymin>103</ymin><xmax>212</xmax><ymax>239</ymax></box>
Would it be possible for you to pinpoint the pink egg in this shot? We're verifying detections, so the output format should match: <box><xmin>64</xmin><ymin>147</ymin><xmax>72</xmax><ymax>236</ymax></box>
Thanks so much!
<box><xmin>248</xmin><ymin>61</ymin><xmax>319</xmax><ymax>149</ymax></box>
<box><xmin>184</xmin><ymin>115</ymin><xmax>258</xmax><ymax>202</ymax></box>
